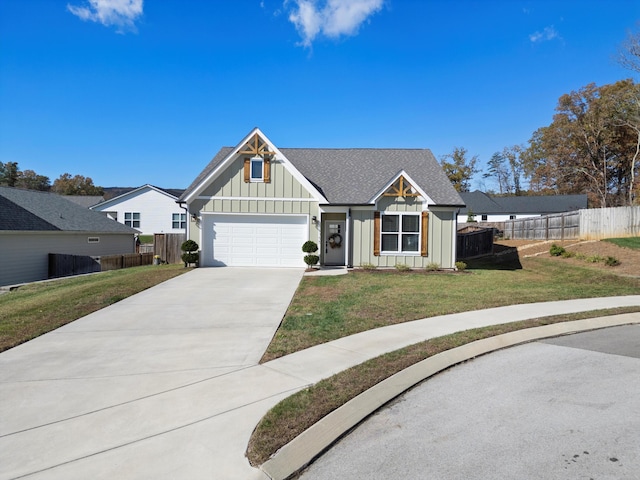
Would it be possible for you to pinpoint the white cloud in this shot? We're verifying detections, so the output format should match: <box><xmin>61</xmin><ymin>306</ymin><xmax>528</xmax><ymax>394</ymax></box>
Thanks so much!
<box><xmin>529</xmin><ymin>25</ymin><xmax>559</xmax><ymax>43</ymax></box>
<box><xmin>286</xmin><ymin>0</ymin><xmax>384</xmax><ymax>47</ymax></box>
<box><xmin>67</xmin><ymin>0</ymin><xmax>143</xmax><ymax>33</ymax></box>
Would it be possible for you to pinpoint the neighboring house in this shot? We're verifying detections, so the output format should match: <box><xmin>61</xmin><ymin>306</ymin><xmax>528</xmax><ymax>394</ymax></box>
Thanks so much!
<box><xmin>178</xmin><ymin>128</ymin><xmax>464</xmax><ymax>269</ymax></box>
<box><xmin>458</xmin><ymin>191</ymin><xmax>588</xmax><ymax>223</ymax></box>
<box><xmin>0</xmin><ymin>186</ymin><xmax>138</xmax><ymax>287</ymax></box>
<box><xmin>90</xmin><ymin>184</ymin><xmax>187</xmax><ymax>236</ymax></box>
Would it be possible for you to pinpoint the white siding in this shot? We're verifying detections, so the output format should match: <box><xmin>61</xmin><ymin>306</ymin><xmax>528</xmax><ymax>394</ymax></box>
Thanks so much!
<box><xmin>92</xmin><ymin>187</ymin><xmax>184</xmax><ymax>235</ymax></box>
<box><xmin>0</xmin><ymin>232</ymin><xmax>135</xmax><ymax>287</ymax></box>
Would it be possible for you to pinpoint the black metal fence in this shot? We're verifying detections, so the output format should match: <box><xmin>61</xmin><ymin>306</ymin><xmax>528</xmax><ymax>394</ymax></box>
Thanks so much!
<box><xmin>457</xmin><ymin>228</ymin><xmax>494</xmax><ymax>259</ymax></box>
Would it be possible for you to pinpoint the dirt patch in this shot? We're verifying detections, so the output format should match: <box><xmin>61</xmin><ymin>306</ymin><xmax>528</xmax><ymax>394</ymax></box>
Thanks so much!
<box><xmin>497</xmin><ymin>240</ymin><xmax>640</xmax><ymax>277</ymax></box>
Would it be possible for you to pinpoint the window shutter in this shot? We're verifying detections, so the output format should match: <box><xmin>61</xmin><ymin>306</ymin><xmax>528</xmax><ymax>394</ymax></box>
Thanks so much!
<box><xmin>264</xmin><ymin>158</ymin><xmax>271</xmax><ymax>183</ymax></box>
<box><xmin>421</xmin><ymin>211</ymin><xmax>429</xmax><ymax>256</ymax></box>
<box><xmin>373</xmin><ymin>211</ymin><xmax>380</xmax><ymax>256</ymax></box>
<box><xmin>243</xmin><ymin>158</ymin><xmax>250</xmax><ymax>183</ymax></box>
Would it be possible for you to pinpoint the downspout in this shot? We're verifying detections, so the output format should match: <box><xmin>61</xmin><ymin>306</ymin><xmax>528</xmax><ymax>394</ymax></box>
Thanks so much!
<box><xmin>178</xmin><ymin>201</ymin><xmax>189</xmax><ymax>241</ymax></box>
<box><xmin>346</xmin><ymin>208</ymin><xmax>352</xmax><ymax>268</ymax></box>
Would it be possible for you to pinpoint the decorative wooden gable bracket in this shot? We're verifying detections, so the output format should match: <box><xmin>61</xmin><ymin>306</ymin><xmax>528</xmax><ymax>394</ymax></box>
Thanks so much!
<box><xmin>241</xmin><ymin>133</ymin><xmax>273</xmax><ymax>183</ymax></box>
<box><xmin>382</xmin><ymin>175</ymin><xmax>419</xmax><ymax>197</ymax></box>
<box><xmin>239</xmin><ymin>133</ymin><xmax>275</xmax><ymax>158</ymax></box>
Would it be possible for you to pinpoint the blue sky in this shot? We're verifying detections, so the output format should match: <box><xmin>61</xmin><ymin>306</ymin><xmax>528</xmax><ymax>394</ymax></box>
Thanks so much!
<box><xmin>1</xmin><ymin>0</ymin><xmax>638</xmax><ymax>191</ymax></box>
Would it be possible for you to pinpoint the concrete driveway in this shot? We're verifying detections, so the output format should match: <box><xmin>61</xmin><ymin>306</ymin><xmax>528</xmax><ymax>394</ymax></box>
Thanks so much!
<box><xmin>0</xmin><ymin>267</ymin><xmax>304</xmax><ymax>480</ymax></box>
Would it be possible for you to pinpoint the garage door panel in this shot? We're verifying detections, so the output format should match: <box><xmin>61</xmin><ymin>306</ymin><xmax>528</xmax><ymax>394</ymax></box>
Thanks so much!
<box><xmin>203</xmin><ymin>214</ymin><xmax>307</xmax><ymax>267</ymax></box>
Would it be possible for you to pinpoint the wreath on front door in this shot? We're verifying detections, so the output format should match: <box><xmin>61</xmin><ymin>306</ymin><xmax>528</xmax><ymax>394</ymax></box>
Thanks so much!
<box><xmin>328</xmin><ymin>233</ymin><xmax>342</xmax><ymax>248</ymax></box>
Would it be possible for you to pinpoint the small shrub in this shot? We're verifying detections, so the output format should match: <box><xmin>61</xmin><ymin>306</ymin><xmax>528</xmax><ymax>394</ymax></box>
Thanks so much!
<box><xmin>395</xmin><ymin>263</ymin><xmax>411</xmax><ymax>272</ymax></box>
<box><xmin>605</xmin><ymin>256</ymin><xmax>621</xmax><ymax>267</ymax></box>
<box><xmin>181</xmin><ymin>239</ymin><xmax>199</xmax><ymax>253</ymax></box>
<box><xmin>302</xmin><ymin>241</ymin><xmax>319</xmax><ymax>254</ymax></box>
<box><xmin>574</xmin><ymin>253</ymin><xmax>587</xmax><ymax>260</ymax></box>
<box><xmin>304</xmin><ymin>254</ymin><xmax>320</xmax><ymax>268</ymax></box>
<box><xmin>425</xmin><ymin>262</ymin><xmax>440</xmax><ymax>271</ymax></box>
<box><xmin>560</xmin><ymin>250</ymin><xmax>575</xmax><ymax>258</ymax></box>
<box><xmin>455</xmin><ymin>261</ymin><xmax>467</xmax><ymax>271</ymax></box>
<box><xmin>181</xmin><ymin>240</ymin><xmax>199</xmax><ymax>266</ymax></box>
<box><xmin>360</xmin><ymin>263</ymin><xmax>377</xmax><ymax>270</ymax></box>
<box><xmin>549</xmin><ymin>244</ymin><xmax>566</xmax><ymax>256</ymax></box>
<box><xmin>587</xmin><ymin>255</ymin><xmax>604</xmax><ymax>263</ymax></box>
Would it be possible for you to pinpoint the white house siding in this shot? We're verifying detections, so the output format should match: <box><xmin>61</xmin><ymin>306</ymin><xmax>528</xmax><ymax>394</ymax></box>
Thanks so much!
<box><xmin>0</xmin><ymin>232</ymin><xmax>135</xmax><ymax>287</ymax></box>
<box><xmin>457</xmin><ymin>213</ymin><xmax>539</xmax><ymax>223</ymax></box>
<box><xmin>92</xmin><ymin>187</ymin><xmax>185</xmax><ymax>235</ymax></box>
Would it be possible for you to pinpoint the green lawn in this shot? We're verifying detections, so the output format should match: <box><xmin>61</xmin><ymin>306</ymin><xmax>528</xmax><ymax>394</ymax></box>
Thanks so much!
<box><xmin>604</xmin><ymin>236</ymin><xmax>640</xmax><ymax>249</ymax></box>
<box><xmin>0</xmin><ymin>264</ymin><xmax>189</xmax><ymax>352</ymax></box>
<box><xmin>261</xmin><ymin>256</ymin><xmax>640</xmax><ymax>361</ymax></box>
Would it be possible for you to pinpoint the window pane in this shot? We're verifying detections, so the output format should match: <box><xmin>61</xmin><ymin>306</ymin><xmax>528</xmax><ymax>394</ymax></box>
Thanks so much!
<box><xmin>402</xmin><ymin>234</ymin><xmax>419</xmax><ymax>252</ymax></box>
<box><xmin>133</xmin><ymin>212</ymin><xmax>140</xmax><ymax>220</ymax></box>
<box><xmin>402</xmin><ymin>215</ymin><xmax>419</xmax><ymax>233</ymax></box>
<box><xmin>124</xmin><ymin>212</ymin><xmax>132</xmax><ymax>220</ymax></box>
<box><xmin>382</xmin><ymin>215</ymin><xmax>399</xmax><ymax>232</ymax></box>
<box><xmin>251</xmin><ymin>159</ymin><xmax>263</xmax><ymax>179</ymax></box>
<box><xmin>382</xmin><ymin>234</ymin><xmax>398</xmax><ymax>252</ymax></box>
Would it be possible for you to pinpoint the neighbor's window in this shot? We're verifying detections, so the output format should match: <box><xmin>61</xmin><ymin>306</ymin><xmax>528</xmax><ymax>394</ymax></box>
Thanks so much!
<box><xmin>481</xmin><ymin>214</ymin><xmax>488</xmax><ymax>221</ymax></box>
<box><xmin>124</xmin><ymin>212</ymin><xmax>140</xmax><ymax>228</ymax></box>
<box><xmin>381</xmin><ymin>213</ymin><xmax>420</xmax><ymax>253</ymax></box>
<box><xmin>172</xmin><ymin>213</ymin><xmax>186</xmax><ymax>229</ymax></box>
<box><xmin>509</xmin><ymin>215</ymin><xmax>516</xmax><ymax>220</ymax></box>
<box><xmin>250</xmin><ymin>156</ymin><xmax>264</xmax><ymax>181</ymax></box>
<box><xmin>88</xmin><ymin>237</ymin><xmax>100</xmax><ymax>244</ymax></box>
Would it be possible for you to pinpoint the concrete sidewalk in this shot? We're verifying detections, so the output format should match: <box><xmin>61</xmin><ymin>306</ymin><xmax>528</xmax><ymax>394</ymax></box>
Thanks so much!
<box><xmin>1</xmin><ymin>269</ymin><xmax>639</xmax><ymax>479</ymax></box>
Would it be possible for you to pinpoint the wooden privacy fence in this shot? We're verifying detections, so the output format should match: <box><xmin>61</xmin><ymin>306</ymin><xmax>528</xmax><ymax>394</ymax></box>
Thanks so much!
<box><xmin>504</xmin><ymin>211</ymin><xmax>580</xmax><ymax>241</ymax></box>
<box><xmin>154</xmin><ymin>233</ymin><xmax>185</xmax><ymax>264</ymax></box>
<box><xmin>457</xmin><ymin>227</ymin><xmax>494</xmax><ymax>259</ymax></box>
<box><xmin>503</xmin><ymin>206</ymin><xmax>640</xmax><ymax>241</ymax></box>
<box><xmin>49</xmin><ymin>253</ymin><xmax>154</xmax><ymax>279</ymax></box>
<box><xmin>99</xmin><ymin>253</ymin><xmax>154</xmax><ymax>271</ymax></box>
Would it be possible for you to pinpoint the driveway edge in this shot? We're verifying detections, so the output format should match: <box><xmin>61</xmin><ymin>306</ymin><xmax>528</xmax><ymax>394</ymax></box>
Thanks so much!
<box><xmin>260</xmin><ymin>313</ymin><xmax>640</xmax><ymax>480</ymax></box>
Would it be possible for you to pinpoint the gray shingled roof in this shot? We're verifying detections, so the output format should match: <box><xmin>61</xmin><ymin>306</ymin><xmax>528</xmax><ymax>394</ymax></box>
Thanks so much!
<box><xmin>459</xmin><ymin>191</ymin><xmax>588</xmax><ymax>215</ymax></box>
<box><xmin>0</xmin><ymin>186</ymin><xmax>139</xmax><ymax>233</ymax></box>
<box><xmin>180</xmin><ymin>147</ymin><xmax>464</xmax><ymax>206</ymax></box>
<box><xmin>59</xmin><ymin>195</ymin><xmax>105</xmax><ymax>208</ymax></box>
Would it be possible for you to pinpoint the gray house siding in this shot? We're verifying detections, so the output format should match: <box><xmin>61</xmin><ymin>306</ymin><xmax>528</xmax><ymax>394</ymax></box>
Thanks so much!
<box><xmin>0</xmin><ymin>232</ymin><xmax>135</xmax><ymax>287</ymax></box>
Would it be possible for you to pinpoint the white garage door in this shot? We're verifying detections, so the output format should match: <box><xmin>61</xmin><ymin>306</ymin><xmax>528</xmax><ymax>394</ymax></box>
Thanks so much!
<box><xmin>202</xmin><ymin>214</ymin><xmax>307</xmax><ymax>267</ymax></box>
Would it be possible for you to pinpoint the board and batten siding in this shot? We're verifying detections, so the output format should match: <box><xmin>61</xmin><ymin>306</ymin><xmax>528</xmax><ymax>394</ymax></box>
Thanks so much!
<box><xmin>189</xmin><ymin>157</ymin><xmax>319</xmax><ymax>244</ymax></box>
<box><xmin>351</xmin><ymin>204</ymin><xmax>458</xmax><ymax>269</ymax></box>
<box><xmin>198</xmin><ymin>158</ymin><xmax>313</xmax><ymax>200</ymax></box>
<box><xmin>0</xmin><ymin>232</ymin><xmax>135</xmax><ymax>287</ymax></box>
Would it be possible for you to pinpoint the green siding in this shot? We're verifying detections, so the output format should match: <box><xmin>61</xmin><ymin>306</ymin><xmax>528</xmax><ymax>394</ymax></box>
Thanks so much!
<box><xmin>350</xmin><ymin>199</ymin><xmax>458</xmax><ymax>269</ymax></box>
<box><xmin>199</xmin><ymin>158</ymin><xmax>313</xmax><ymax>200</ymax></box>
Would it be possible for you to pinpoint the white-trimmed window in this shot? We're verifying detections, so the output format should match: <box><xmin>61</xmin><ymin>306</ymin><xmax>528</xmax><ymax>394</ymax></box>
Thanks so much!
<box><xmin>250</xmin><ymin>156</ymin><xmax>264</xmax><ymax>181</ymax></box>
<box><xmin>172</xmin><ymin>213</ymin><xmax>186</xmax><ymax>229</ymax></box>
<box><xmin>381</xmin><ymin>213</ymin><xmax>420</xmax><ymax>253</ymax></box>
<box><xmin>88</xmin><ymin>237</ymin><xmax>100</xmax><ymax>244</ymax></box>
<box><xmin>124</xmin><ymin>212</ymin><xmax>140</xmax><ymax>228</ymax></box>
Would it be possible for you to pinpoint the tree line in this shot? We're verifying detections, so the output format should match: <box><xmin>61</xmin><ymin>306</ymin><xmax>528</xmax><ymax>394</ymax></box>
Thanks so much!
<box><xmin>0</xmin><ymin>162</ymin><xmax>104</xmax><ymax>196</ymax></box>
<box><xmin>441</xmin><ymin>28</ymin><xmax>640</xmax><ymax>208</ymax></box>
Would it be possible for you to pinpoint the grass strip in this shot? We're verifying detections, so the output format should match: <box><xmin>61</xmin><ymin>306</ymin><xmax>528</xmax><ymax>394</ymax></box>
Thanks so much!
<box><xmin>262</xmin><ymin>257</ymin><xmax>640</xmax><ymax>361</ymax></box>
<box><xmin>0</xmin><ymin>264</ymin><xmax>189</xmax><ymax>352</ymax></box>
<box><xmin>247</xmin><ymin>306</ymin><xmax>640</xmax><ymax>466</ymax></box>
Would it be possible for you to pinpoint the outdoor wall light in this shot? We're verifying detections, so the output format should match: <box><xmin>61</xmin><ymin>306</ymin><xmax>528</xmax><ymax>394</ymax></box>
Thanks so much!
<box><xmin>191</xmin><ymin>214</ymin><xmax>198</xmax><ymax>221</ymax></box>
<box><xmin>312</xmin><ymin>215</ymin><xmax>318</xmax><ymax>224</ymax></box>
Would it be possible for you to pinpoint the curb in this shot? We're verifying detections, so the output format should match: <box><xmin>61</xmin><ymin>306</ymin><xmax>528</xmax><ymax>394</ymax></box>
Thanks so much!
<box><xmin>260</xmin><ymin>313</ymin><xmax>640</xmax><ymax>480</ymax></box>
